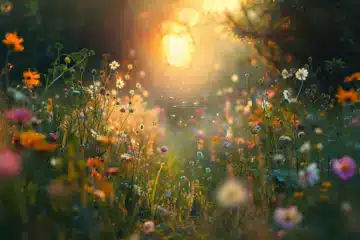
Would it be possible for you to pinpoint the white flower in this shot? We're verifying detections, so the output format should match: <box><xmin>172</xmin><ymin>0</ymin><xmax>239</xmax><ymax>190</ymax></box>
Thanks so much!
<box><xmin>216</xmin><ymin>179</ymin><xmax>248</xmax><ymax>208</ymax></box>
<box><xmin>298</xmin><ymin>163</ymin><xmax>319</xmax><ymax>188</ymax></box>
<box><xmin>299</xmin><ymin>141</ymin><xmax>311</xmax><ymax>153</ymax></box>
<box><xmin>136</xmin><ymin>83</ymin><xmax>142</xmax><ymax>89</ymax></box>
<box><xmin>295</xmin><ymin>68</ymin><xmax>308</xmax><ymax>81</ymax></box>
<box><xmin>142</xmin><ymin>221</ymin><xmax>155</xmax><ymax>235</ymax></box>
<box><xmin>231</xmin><ymin>74</ymin><xmax>239</xmax><ymax>82</ymax></box>
<box><xmin>109</xmin><ymin>60</ymin><xmax>120</xmax><ymax>70</ymax></box>
<box><xmin>116</xmin><ymin>78</ymin><xmax>125</xmax><ymax>89</ymax></box>
<box><xmin>273</xmin><ymin>154</ymin><xmax>286</xmax><ymax>164</ymax></box>
<box><xmin>283</xmin><ymin>90</ymin><xmax>291</xmax><ymax>102</ymax></box>
<box><xmin>282</xmin><ymin>69</ymin><xmax>290</xmax><ymax>79</ymax></box>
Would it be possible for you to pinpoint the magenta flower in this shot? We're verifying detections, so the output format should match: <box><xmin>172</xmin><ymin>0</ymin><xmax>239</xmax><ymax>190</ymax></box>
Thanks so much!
<box><xmin>5</xmin><ymin>107</ymin><xmax>33</xmax><ymax>124</ymax></box>
<box><xmin>332</xmin><ymin>156</ymin><xmax>357</xmax><ymax>181</ymax></box>
<box><xmin>0</xmin><ymin>149</ymin><xmax>22</xmax><ymax>177</ymax></box>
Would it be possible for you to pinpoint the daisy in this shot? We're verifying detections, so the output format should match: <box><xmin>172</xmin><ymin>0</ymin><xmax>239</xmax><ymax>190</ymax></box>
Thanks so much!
<box><xmin>109</xmin><ymin>61</ymin><xmax>120</xmax><ymax>70</ymax></box>
<box><xmin>298</xmin><ymin>163</ymin><xmax>319</xmax><ymax>188</ymax></box>
<box><xmin>116</xmin><ymin>78</ymin><xmax>125</xmax><ymax>89</ymax></box>
<box><xmin>295</xmin><ymin>68</ymin><xmax>308</xmax><ymax>81</ymax></box>
<box><xmin>282</xmin><ymin>69</ymin><xmax>290</xmax><ymax>79</ymax></box>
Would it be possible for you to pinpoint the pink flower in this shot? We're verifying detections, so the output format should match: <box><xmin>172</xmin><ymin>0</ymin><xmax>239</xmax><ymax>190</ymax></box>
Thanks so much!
<box><xmin>332</xmin><ymin>156</ymin><xmax>357</xmax><ymax>181</ymax></box>
<box><xmin>274</xmin><ymin>206</ymin><xmax>302</xmax><ymax>229</ymax></box>
<box><xmin>0</xmin><ymin>149</ymin><xmax>22</xmax><ymax>177</ymax></box>
<box><xmin>5</xmin><ymin>107</ymin><xmax>33</xmax><ymax>124</ymax></box>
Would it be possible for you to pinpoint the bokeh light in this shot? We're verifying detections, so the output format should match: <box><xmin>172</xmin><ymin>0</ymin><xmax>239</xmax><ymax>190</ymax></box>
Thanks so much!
<box><xmin>202</xmin><ymin>0</ymin><xmax>241</xmax><ymax>13</ymax></box>
<box><xmin>177</xmin><ymin>8</ymin><xmax>200</xmax><ymax>26</ymax></box>
<box><xmin>162</xmin><ymin>32</ymin><xmax>194</xmax><ymax>67</ymax></box>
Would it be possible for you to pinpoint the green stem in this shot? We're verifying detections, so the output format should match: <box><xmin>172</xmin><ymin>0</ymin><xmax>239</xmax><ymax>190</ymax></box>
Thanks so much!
<box><xmin>150</xmin><ymin>163</ymin><xmax>164</xmax><ymax>218</ymax></box>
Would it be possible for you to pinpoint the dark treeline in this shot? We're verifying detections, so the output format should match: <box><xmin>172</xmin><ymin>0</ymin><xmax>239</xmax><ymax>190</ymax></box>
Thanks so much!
<box><xmin>0</xmin><ymin>0</ymin><xmax>359</xmax><ymax>92</ymax></box>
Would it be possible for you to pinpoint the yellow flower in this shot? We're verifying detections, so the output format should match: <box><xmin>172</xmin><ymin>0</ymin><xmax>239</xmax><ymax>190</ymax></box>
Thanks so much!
<box><xmin>322</xmin><ymin>181</ymin><xmax>332</xmax><ymax>189</ymax></box>
<box><xmin>294</xmin><ymin>191</ymin><xmax>304</xmax><ymax>199</ymax></box>
<box><xmin>64</xmin><ymin>56</ymin><xmax>71</xmax><ymax>64</ymax></box>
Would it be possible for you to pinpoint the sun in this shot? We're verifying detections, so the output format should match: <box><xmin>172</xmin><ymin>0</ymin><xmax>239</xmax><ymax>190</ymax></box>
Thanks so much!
<box><xmin>162</xmin><ymin>33</ymin><xmax>194</xmax><ymax>67</ymax></box>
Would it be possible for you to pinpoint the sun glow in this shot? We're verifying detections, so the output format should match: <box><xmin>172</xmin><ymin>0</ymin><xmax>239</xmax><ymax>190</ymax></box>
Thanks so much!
<box><xmin>203</xmin><ymin>0</ymin><xmax>240</xmax><ymax>13</ymax></box>
<box><xmin>162</xmin><ymin>33</ymin><xmax>194</xmax><ymax>67</ymax></box>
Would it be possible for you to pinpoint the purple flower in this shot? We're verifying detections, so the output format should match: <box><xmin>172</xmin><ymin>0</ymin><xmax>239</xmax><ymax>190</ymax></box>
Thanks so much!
<box><xmin>5</xmin><ymin>108</ymin><xmax>33</xmax><ymax>124</ymax></box>
<box><xmin>332</xmin><ymin>156</ymin><xmax>357</xmax><ymax>181</ymax></box>
<box><xmin>160</xmin><ymin>146</ymin><xmax>168</xmax><ymax>153</ymax></box>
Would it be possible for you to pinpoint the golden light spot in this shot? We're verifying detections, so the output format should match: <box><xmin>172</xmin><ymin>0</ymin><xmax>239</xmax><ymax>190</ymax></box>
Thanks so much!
<box><xmin>177</xmin><ymin>8</ymin><xmax>200</xmax><ymax>26</ymax></box>
<box><xmin>162</xmin><ymin>33</ymin><xmax>194</xmax><ymax>67</ymax></box>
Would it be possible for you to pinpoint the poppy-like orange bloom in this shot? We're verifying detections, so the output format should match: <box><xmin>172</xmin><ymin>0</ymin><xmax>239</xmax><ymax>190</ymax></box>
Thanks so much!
<box><xmin>344</xmin><ymin>72</ymin><xmax>360</xmax><ymax>83</ymax></box>
<box><xmin>17</xmin><ymin>130</ymin><xmax>46</xmax><ymax>148</ymax></box>
<box><xmin>3</xmin><ymin>32</ymin><xmax>24</xmax><ymax>52</ymax></box>
<box><xmin>87</xmin><ymin>157</ymin><xmax>104</xmax><ymax>168</ymax></box>
<box><xmin>211</xmin><ymin>135</ymin><xmax>219</xmax><ymax>143</ymax></box>
<box><xmin>14</xmin><ymin>130</ymin><xmax>58</xmax><ymax>151</ymax></box>
<box><xmin>336</xmin><ymin>88</ymin><xmax>360</xmax><ymax>104</ymax></box>
<box><xmin>23</xmin><ymin>69</ymin><xmax>40</xmax><ymax>88</ymax></box>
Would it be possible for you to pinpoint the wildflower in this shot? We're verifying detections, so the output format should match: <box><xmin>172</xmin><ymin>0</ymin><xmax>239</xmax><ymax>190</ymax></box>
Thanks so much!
<box><xmin>299</xmin><ymin>141</ymin><xmax>311</xmax><ymax>153</ymax></box>
<box><xmin>332</xmin><ymin>155</ymin><xmax>357</xmax><ymax>181</ymax></box>
<box><xmin>120</xmin><ymin>153</ymin><xmax>132</xmax><ymax>161</ymax></box>
<box><xmin>216</xmin><ymin>178</ymin><xmax>248</xmax><ymax>208</ymax></box>
<box><xmin>322</xmin><ymin>181</ymin><xmax>332</xmax><ymax>188</ymax></box>
<box><xmin>281</xmin><ymin>69</ymin><xmax>290</xmax><ymax>79</ymax></box>
<box><xmin>295</xmin><ymin>68</ymin><xmax>308</xmax><ymax>81</ymax></box>
<box><xmin>3</xmin><ymin>32</ymin><xmax>24</xmax><ymax>52</ymax></box>
<box><xmin>0</xmin><ymin>2</ymin><xmax>13</xmax><ymax>14</ymax></box>
<box><xmin>23</xmin><ymin>69</ymin><xmax>40</xmax><ymax>88</ymax></box>
<box><xmin>136</xmin><ymin>83</ymin><xmax>142</xmax><ymax>88</ymax></box>
<box><xmin>160</xmin><ymin>146</ymin><xmax>168</xmax><ymax>153</ymax></box>
<box><xmin>279</xmin><ymin>136</ymin><xmax>292</xmax><ymax>142</ymax></box>
<box><xmin>231</xmin><ymin>74</ymin><xmax>239</xmax><ymax>82</ymax></box>
<box><xmin>344</xmin><ymin>72</ymin><xmax>360</xmax><ymax>83</ymax></box>
<box><xmin>142</xmin><ymin>220</ymin><xmax>155</xmax><ymax>235</ymax></box>
<box><xmin>5</xmin><ymin>107</ymin><xmax>33</xmax><ymax>124</ymax></box>
<box><xmin>293</xmin><ymin>192</ymin><xmax>304</xmax><ymax>199</ymax></box>
<box><xmin>116</xmin><ymin>77</ymin><xmax>125</xmax><ymax>89</ymax></box>
<box><xmin>129</xmin><ymin>89</ymin><xmax>135</xmax><ymax>96</ymax></box>
<box><xmin>109</xmin><ymin>61</ymin><xmax>120</xmax><ymax>70</ymax></box>
<box><xmin>314</xmin><ymin>143</ymin><xmax>323</xmax><ymax>151</ymax></box>
<box><xmin>0</xmin><ymin>149</ymin><xmax>22</xmax><ymax>177</ymax></box>
<box><xmin>314</xmin><ymin>128</ymin><xmax>323</xmax><ymax>135</ymax></box>
<box><xmin>298</xmin><ymin>163</ymin><xmax>319</xmax><ymax>188</ymax></box>
<box><xmin>87</xmin><ymin>157</ymin><xmax>104</xmax><ymax>168</ymax></box>
<box><xmin>273</xmin><ymin>154</ymin><xmax>285</xmax><ymax>164</ymax></box>
<box><xmin>336</xmin><ymin>88</ymin><xmax>359</xmax><ymax>104</ymax></box>
<box><xmin>283</xmin><ymin>89</ymin><xmax>291</xmax><ymax>102</ymax></box>
<box><xmin>341</xmin><ymin>201</ymin><xmax>352</xmax><ymax>212</ymax></box>
<box><xmin>274</xmin><ymin>206</ymin><xmax>302</xmax><ymax>229</ymax></box>
<box><xmin>64</xmin><ymin>56</ymin><xmax>71</xmax><ymax>64</ymax></box>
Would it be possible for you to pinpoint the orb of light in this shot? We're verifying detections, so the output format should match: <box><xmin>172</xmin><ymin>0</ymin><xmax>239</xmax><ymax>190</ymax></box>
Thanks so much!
<box><xmin>162</xmin><ymin>33</ymin><xmax>194</xmax><ymax>67</ymax></box>
<box><xmin>202</xmin><ymin>0</ymin><xmax>240</xmax><ymax>13</ymax></box>
<box><xmin>177</xmin><ymin>8</ymin><xmax>200</xmax><ymax>26</ymax></box>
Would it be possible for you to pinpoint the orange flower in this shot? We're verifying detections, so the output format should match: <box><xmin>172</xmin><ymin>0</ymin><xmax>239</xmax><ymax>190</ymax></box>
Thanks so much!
<box><xmin>46</xmin><ymin>98</ymin><xmax>53</xmax><ymax>111</ymax></box>
<box><xmin>344</xmin><ymin>72</ymin><xmax>360</xmax><ymax>83</ymax></box>
<box><xmin>336</xmin><ymin>88</ymin><xmax>360</xmax><ymax>104</ymax></box>
<box><xmin>87</xmin><ymin>157</ymin><xmax>104</xmax><ymax>168</ymax></box>
<box><xmin>18</xmin><ymin>130</ymin><xmax>46</xmax><ymax>148</ymax></box>
<box><xmin>32</xmin><ymin>141</ymin><xmax>58</xmax><ymax>152</ymax></box>
<box><xmin>211</xmin><ymin>136</ymin><xmax>219</xmax><ymax>143</ymax></box>
<box><xmin>322</xmin><ymin>181</ymin><xmax>332</xmax><ymax>189</ymax></box>
<box><xmin>294</xmin><ymin>192</ymin><xmax>304</xmax><ymax>199</ymax></box>
<box><xmin>23</xmin><ymin>69</ymin><xmax>40</xmax><ymax>88</ymax></box>
<box><xmin>3</xmin><ymin>32</ymin><xmax>24</xmax><ymax>52</ymax></box>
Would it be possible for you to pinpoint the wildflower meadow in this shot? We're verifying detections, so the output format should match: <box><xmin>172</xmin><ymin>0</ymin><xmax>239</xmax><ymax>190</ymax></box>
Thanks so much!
<box><xmin>1</xmin><ymin>1</ymin><xmax>360</xmax><ymax>240</ymax></box>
